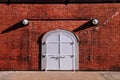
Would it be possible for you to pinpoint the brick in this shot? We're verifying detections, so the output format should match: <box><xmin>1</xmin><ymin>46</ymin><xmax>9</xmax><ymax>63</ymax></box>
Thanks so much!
<box><xmin>0</xmin><ymin>4</ymin><xmax>120</xmax><ymax>70</ymax></box>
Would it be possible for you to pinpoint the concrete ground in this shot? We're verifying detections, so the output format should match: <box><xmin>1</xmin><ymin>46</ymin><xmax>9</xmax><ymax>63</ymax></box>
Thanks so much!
<box><xmin>0</xmin><ymin>71</ymin><xmax>119</xmax><ymax>80</ymax></box>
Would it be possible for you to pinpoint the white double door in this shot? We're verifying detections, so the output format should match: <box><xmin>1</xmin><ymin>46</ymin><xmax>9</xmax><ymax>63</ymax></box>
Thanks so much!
<box><xmin>46</xmin><ymin>33</ymin><xmax>75</xmax><ymax>70</ymax></box>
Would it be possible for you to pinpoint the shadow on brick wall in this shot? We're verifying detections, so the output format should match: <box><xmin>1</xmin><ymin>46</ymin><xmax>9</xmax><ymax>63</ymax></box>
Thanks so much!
<box><xmin>1</xmin><ymin>20</ymin><xmax>27</xmax><ymax>34</ymax></box>
<box><xmin>73</xmin><ymin>20</ymin><xmax>94</xmax><ymax>32</ymax></box>
<box><xmin>37</xmin><ymin>33</ymin><xmax>45</xmax><ymax>71</ymax></box>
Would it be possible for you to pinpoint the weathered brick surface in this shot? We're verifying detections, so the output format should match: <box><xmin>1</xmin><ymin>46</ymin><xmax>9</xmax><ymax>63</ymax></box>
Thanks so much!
<box><xmin>0</xmin><ymin>4</ymin><xmax>120</xmax><ymax>70</ymax></box>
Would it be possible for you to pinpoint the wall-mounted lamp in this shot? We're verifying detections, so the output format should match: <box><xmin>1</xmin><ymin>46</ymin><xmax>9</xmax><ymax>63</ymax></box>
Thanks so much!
<box><xmin>22</xmin><ymin>19</ymin><xmax>29</xmax><ymax>25</ymax></box>
<box><xmin>91</xmin><ymin>18</ymin><xmax>99</xmax><ymax>25</ymax></box>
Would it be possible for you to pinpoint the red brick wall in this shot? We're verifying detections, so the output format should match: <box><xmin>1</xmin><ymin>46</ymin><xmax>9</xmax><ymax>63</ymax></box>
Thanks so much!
<box><xmin>0</xmin><ymin>4</ymin><xmax>120</xmax><ymax>70</ymax></box>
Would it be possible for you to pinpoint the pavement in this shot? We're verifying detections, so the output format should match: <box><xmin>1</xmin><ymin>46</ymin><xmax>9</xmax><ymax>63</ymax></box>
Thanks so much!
<box><xmin>0</xmin><ymin>71</ymin><xmax>119</xmax><ymax>80</ymax></box>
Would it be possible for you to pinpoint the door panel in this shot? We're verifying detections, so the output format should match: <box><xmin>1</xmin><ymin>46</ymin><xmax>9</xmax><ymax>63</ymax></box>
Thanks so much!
<box><xmin>60</xmin><ymin>43</ymin><xmax>73</xmax><ymax>55</ymax></box>
<box><xmin>60</xmin><ymin>56</ymin><xmax>73</xmax><ymax>70</ymax></box>
<box><xmin>47</xmin><ymin>34</ymin><xmax>59</xmax><ymax>42</ymax></box>
<box><xmin>47</xmin><ymin>43</ymin><xmax>59</xmax><ymax>55</ymax></box>
<box><xmin>60</xmin><ymin>34</ymin><xmax>72</xmax><ymax>42</ymax></box>
<box><xmin>47</xmin><ymin>56</ymin><xmax>59</xmax><ymax>70</ymax></box>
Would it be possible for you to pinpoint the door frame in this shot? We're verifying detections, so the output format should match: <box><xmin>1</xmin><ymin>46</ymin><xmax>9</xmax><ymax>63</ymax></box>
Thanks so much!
<box><xmin>41</xmin><ymin>29</ymin><xmax>79</xmax><ymax>71</ymax></box>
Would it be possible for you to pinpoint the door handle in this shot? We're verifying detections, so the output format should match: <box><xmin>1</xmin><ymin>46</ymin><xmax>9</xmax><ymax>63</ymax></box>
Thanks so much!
<box><xmin>60</xmin><ymin>56</ymin><xmax>65</xmax><ymax>58</ymax></box>
<box><xmin>50</xmin><ymin>56</ymin><xmax>59</xmax><ymax>60</ymax></box>
<box><xmin>50</xmin><ymin>56</ymin><xmax>59</xmax><ymax>58</ymax></box>
<box><xmin>50</xmin><ymin>56</ymin><xmax>65</xmax><ymax>59</ymax></box>
<box><xmin>50</xmin><ymin>56</ymin><xmax>57</xmax><ymax>58</ymax></box>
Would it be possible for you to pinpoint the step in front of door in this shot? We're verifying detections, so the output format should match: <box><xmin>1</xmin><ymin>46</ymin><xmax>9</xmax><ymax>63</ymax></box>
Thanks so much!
<box><xmin>0</xmin><ymin>71</ymin><xmax>110</xmax><ymax>80</ymax></box>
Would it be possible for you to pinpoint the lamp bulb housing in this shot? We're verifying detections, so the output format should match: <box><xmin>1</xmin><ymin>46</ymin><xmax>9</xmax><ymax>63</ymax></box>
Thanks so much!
<box><xmin>22</xmin><ymin>19</ymin><xmax>29</xmax><ymax>25</ymax></box>
<box><xmin>91</xmin><ymin>18</ymin><xmax>99</xmax><ymax>25</ymax></box>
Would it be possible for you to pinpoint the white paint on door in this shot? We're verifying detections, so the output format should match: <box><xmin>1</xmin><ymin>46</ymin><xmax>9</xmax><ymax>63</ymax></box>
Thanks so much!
<box><xmin>42</xmin><ymin>29</ymin><xmax>78</xmax><ymax>71</ymax></box>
